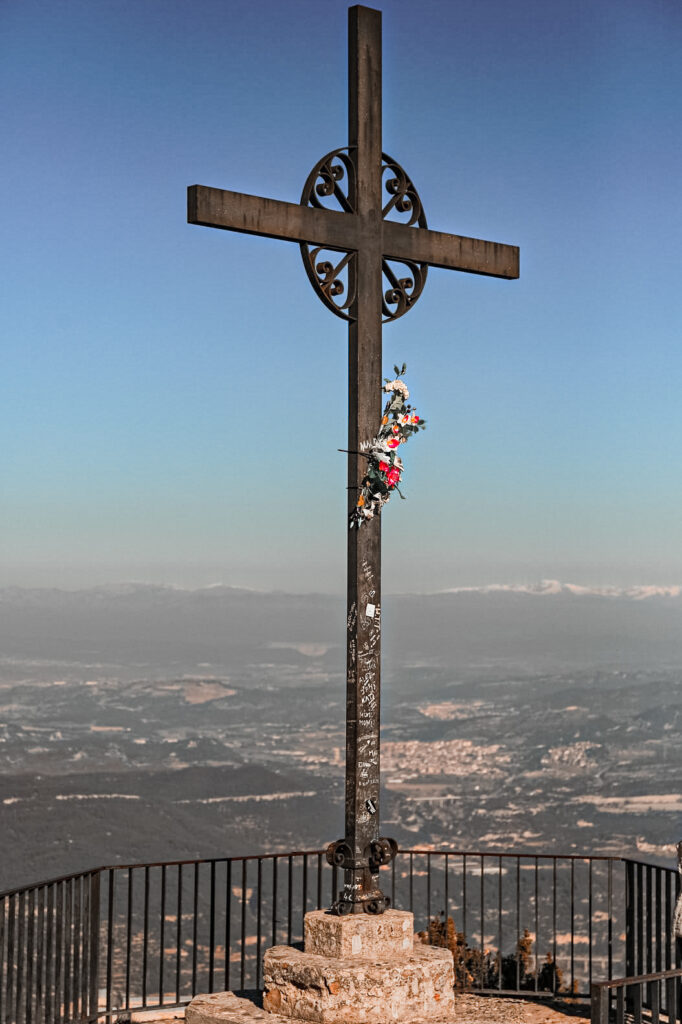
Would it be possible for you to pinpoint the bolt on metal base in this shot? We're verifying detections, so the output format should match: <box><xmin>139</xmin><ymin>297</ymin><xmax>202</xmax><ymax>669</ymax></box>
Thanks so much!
<box><xmin>331</xmin><ymin>887</ymin><xmax>391</xmax><ymax>916</ymax></box>
<box><xmin>326</xmin><ymin>837</ymin><xmax>397</xmax><ymax>916</ymax></box>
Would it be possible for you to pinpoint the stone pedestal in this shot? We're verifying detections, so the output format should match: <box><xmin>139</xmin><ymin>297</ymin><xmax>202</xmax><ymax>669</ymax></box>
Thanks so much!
<box><xmin>263</xmin><ymin>942</ymin><xmax>453</xmax><ymax>1022</ymax></box>
<box><xmin>303</xmin><ymin>908</ymin><xmax>415</xmax><ymax>959</ymax></box>
<box><xmin>186</xmin><ymin>908</ymin><xmax>455</xmax><ymax>1024</ymax></box>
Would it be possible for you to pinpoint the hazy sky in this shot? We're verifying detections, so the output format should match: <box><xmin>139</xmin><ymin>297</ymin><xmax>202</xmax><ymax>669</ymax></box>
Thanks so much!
<box><xmin>2</xmin><ymin>0</ymin><xmax>681</xmax><ymax>592</ymax></box>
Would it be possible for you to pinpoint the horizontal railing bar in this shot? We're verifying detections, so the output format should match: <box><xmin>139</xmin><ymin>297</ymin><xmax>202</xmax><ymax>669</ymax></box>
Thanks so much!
<box><xmin>399</xmin><ymin>849</ymin><xmax>620</xmax><ymax>862</ymax></box>
<box><xmin>477</xmin><ymin>988</ymin><xmax>590</xmax><ymax>1000</ymax></box>
<box><xmin>0</xmin><ymin>851</ymin><xmax>326</xmax><ymax>898</ymax></box>
<box><xmin>0</xmin><ymin>871</ymin><xmax>93</xmax><ymax>900</ymax></box>
<box><xmin>620</xmin><ymin>856</ymin><xmax>678</xmax><ymax>870</ymax></box>
<box><xmin>3</xmin><ymin>848</ymin><xmax>672</xmax><ymax>899</ymax></box>
<box><xmin>594</xmin><ymin>967</ymin><xmax>682</xmax><ymax>990</ymax></box>
<box><xmin>91</xmin><ymin>999</ymin><xmax>194</xmax><ymax>1020</ymax></box>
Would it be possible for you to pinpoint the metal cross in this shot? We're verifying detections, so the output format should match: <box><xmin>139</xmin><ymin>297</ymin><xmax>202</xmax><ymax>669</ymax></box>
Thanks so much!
<box><xmin>188</xmin><ymin>3</ymin><xmax>519</xmax><ymax>915</ymax></box>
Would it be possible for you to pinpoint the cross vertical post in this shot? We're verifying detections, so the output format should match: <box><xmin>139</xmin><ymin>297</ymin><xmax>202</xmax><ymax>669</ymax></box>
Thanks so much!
<box><xmin>342</xmin><ymin>5</ymin><xmax>387</xmax><ymax>913</ymax></box>
<box><xmin>187</xmin><ymin>0</ymin><xmax>519</xmax><ymax>918</ymax></box>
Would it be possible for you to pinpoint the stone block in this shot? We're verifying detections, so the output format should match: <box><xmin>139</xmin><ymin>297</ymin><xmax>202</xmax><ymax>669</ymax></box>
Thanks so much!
<box><xmin>187</xmin><ymin>991</ymin><xmax>282</xmax><ymax>1024</ymax></box>
<box><xmin>263</xmin><ymin>943</ymin><xmax>455</xmax><ymax>1022</ymax></box>
<box><xmin>303</xmin><ymin>908</ymin><xmax>414</xmax><ymax>959</ymax></box>
<box><xmin>186</xmin><ymin>988</ymin><xmax>458</xmax><ymax>1024</ymax></box>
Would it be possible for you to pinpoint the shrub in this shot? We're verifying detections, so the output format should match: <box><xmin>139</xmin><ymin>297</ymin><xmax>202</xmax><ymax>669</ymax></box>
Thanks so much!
<box><xmin>419</xmin><ymin>917</ymin><xmax>567</xmax><ymax>994</ymax></box>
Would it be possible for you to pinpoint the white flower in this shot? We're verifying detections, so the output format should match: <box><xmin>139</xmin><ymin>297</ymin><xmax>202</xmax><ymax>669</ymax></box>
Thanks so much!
<box><xmin>384</xmin><ymin>379</ymin><xmax>410</xmax><ymax>399</ymax></box>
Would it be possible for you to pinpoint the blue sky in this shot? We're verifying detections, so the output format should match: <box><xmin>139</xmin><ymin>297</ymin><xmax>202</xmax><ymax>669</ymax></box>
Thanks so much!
<box><xmin>2</xmin><ymin>0</ymin><xmax>681</xmax><ymax>592</ymax></box>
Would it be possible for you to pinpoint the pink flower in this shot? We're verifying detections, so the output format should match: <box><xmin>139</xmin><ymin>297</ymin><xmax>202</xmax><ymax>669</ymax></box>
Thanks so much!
<box><xmin>386</xmin><ymin>438</ymin><xmax>400</xmax><ymax>449</ymax></box>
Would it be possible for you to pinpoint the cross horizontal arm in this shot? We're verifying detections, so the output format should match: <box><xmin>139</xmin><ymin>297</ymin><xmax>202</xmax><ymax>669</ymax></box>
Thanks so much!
<box><xmin>383</xmin><ymin>219</ymin><xmax>519</xmax><ymax>279</ymax></box>
<box><xmin>188</xmin><ymin>185</ymin><xmax>358</xmax><ymax>251</ymax></box>
<box><xmin>188</xmin><ymin>185</ymin><xmax>519</xmax><ymax>279</ymax></box>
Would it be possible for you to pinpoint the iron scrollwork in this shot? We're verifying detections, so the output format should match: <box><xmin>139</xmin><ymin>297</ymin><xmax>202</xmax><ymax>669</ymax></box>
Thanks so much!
<box><xmin>382</xmin><ymin>155</ymin><xmax>425</xmax><ymax>227</ymax></box>
<box><xmin>381</xmin><ymin>153</ymin><xmax>428</xmax><ymax>322</ymax></box>
<box><xmin>299</xmin><ymin>148</ymin><xmax>428</xmax><ymax>323</ymax></box>
<box><xmin>299</xmin><ymin>148</ymin><xmax>357</xmax><ymax>321</ymax></box>
<box><xmin>325</xmin><ymin>837</ymin><xmax>397</xmax><ymax>915</ymax></box>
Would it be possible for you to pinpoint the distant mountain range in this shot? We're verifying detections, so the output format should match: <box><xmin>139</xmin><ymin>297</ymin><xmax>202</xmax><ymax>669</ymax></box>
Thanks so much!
<box><xmin>3</xmin><ymin>578</ymin><xmax>682</xmax><ymax>603</ymax></box>
<box><xmin>1</xmin><ymin>580</ymin><xmax>682</xmax><ymax>678</ymax></box>
<box><xmin>439</xmin><ymin>579</ymin><xmax>682</xmax><ymax>600</ymax></box>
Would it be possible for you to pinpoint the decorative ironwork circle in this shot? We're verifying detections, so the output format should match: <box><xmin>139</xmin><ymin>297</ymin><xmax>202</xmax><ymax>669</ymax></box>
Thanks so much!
<box><xmin>299</xmin><ymin>148</ymin><xmax>428</xmax><ymax>323</ymax></box>
<box><xmin>300</xmin><ymin>148</ymin><xmax>357</xmax><ymax>321</ymax></box>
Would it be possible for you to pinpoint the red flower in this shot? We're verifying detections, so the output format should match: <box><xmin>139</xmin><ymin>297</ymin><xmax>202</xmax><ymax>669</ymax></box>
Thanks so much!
<box><xmin>386</xmin><ymin>466</ymin><xmax>401</xmax><ymax>487</ymax></box>
<box><xmin>379</xmin><ymin>460</ymin><xmax>390</xmax><ymax>473</ymax></box>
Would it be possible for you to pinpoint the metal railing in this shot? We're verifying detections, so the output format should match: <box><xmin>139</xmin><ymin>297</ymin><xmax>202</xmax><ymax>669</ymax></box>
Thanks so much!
<box><xmin>0</xmin><ymin>872</ymin><xmax>99</xmax><ymax>1024</ymax></box>
<box><xmin>625</xmin><ymin>859</ymin><xmax>681</xmax><ymax>981</ymax></box>
<box><xmin>592</xmin><ymin>968</ymin><xmax>682</xmax><ymax>1024</ymax></box>
<box><xmin>588</xmin><ymin>859</ymin><xmax>682</xmax><ymax>1024</ymax></box>
<box><xmin>0</xmin><ymin>850</ymin><xmax>678</xmax><ymax>1023</ymax></box>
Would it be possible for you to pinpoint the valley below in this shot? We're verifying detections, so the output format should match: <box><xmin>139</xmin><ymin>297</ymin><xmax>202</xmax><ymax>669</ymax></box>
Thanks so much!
<box><xmin>1</xmin><ymin>583</ymin><xmax>681</xmax><ymax>891</ymax></box>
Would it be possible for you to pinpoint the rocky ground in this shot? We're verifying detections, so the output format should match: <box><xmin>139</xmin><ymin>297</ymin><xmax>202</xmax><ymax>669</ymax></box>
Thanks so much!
<box><xmin>133</xmin><ymin>992</ymin><xmax>590</xmax><ymax>1023</ymax></box>
<box><xmin>451</xmin><ymin>994</ymin><xmax>589</xmax><ymax>1023</ymax></box>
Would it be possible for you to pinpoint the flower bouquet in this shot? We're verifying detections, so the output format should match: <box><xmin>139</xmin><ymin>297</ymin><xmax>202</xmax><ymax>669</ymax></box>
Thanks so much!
<box><xmin>349</xmin><ymin>364</ymin><xmax>426</xmax><ymax>528</ymax></box>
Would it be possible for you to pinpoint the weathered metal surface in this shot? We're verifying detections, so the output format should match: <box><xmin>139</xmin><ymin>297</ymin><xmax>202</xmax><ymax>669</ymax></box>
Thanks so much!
<box><xmin>383</xmin><ymin>219</ymin><xmax>519</xmax><ymax>277</ymax></box>
<box><xmin>187</xmin><ymin>2</ymin><xmax>520</xmax><ymax>916</ymax></box>
<box><xmin>298</xmin><ymin>148</ymin><xmax>435</xmax><ymax>322</ymax></box>
<box><xmin>188</xmin><ymin>185</ymin><xmax>519</xmax><ymax>284</ymax></box>
<box><xmin>338</xmin><ymin>3</ymin><xmax>387</xmax><ymax>915</ymax></box>
<box><xmin>188</xmin><ymin>186</ymin><xmax>357</xmax><ymax>250</ymax></box>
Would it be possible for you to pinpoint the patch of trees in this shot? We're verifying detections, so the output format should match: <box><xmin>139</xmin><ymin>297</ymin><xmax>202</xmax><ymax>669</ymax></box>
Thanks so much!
<box><xmin>419</xmin><ymin>915</ymin><xmax>575</xmax><ymax>994</ymax></box>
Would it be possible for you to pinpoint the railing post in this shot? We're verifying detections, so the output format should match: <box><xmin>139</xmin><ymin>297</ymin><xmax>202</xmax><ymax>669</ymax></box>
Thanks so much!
<box><xmin>650</xmin><ymin>977</ymin><xmax>660</xmax><ymax>1022</ymax></box>
<box><xmin>590</xmin><ymin>982</ymin><xmax>608</xmax><ymax>1024</ymax></box>
<box><xmin>665</xmin><ymin>975</ymin><xmax>677</xmax><ymax>1022</ymax></box>
<box><xmin>625</xmin><ymin>860</ymin><xmax>636</xmax><ymax>974</ymax></box>
<box><xmin>88</xmin><ymin>872</ymin><xmax>100</xmax><ymax>1023</ymax></box>
<box><xmin>625</xmin><ymin>859</ymin><xmax>636</xmax><ymax>1015</ymax></box>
